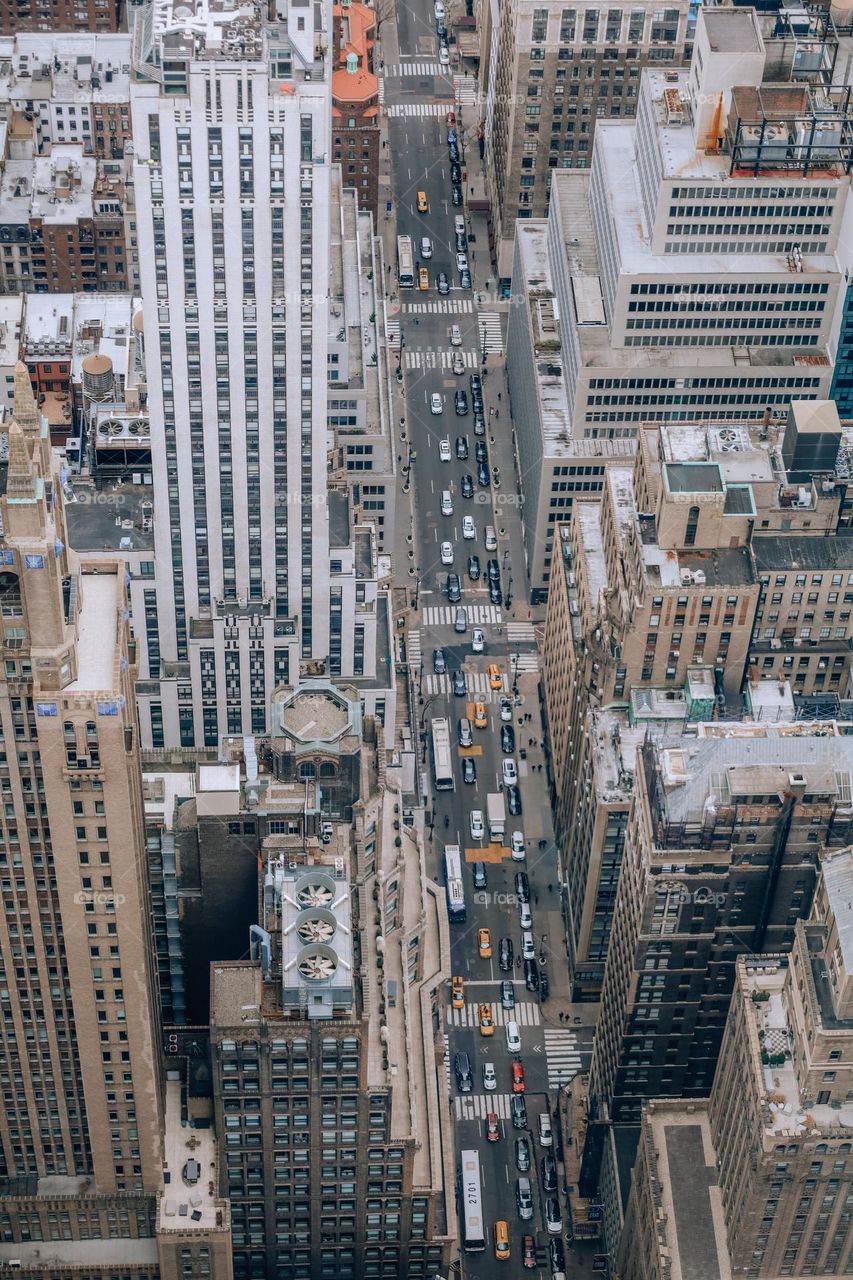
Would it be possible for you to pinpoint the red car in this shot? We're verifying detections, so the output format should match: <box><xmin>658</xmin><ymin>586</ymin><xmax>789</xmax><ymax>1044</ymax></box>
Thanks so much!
<box><xmin>511</xmin><ymin>1061</ymin><xmax>525</xmax><ymax>1094</ymax></box>
<box><xmin>486</xmin><ymin>1111</ymin><xmax>500</xmax><ymax>1142</ymax></box>
<box><xmin>522</xmin><ymin>1235</ymin><xmax>537</xmax><ymax>1269</ymax></box>
<box><xmin>446</xmin><ymin>111</ymin><xmax>457</xmax><ymax>126</ymax></box>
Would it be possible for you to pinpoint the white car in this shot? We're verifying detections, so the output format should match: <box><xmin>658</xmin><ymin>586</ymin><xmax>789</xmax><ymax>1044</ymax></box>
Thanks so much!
<box><xmin>421</xmin><ymin>236</ymin><xmax>433</xmax><ymax>259</ymax></box>
<box><xmin>431</xmin><ymin>393</ymin><xmax>443</xmax><ymax>416</ymax></box>
<box><xmin>505</xmin><ymin>1020</ymin><xmax>521</xmax><ymax>1053</ymax></box>
<box><xmin>500</xmin><ymin>698</ymin><xmax>513</xmax><ymax>723</ymax></box>
<box><xmin>502</xmin><ymin>758</ymin><xmax>518</xmax><ymax>787</ymax></box>
<box><xmin>438</xmin><ymin>436</ymin><xmax>451</xmax><ymax>460</ymax></box>
<box><xmin>510</xmin><ymin>831</ymin><xmax>525</xmax><ymax>861</ymax></box>
<box><xmin>483</xmin><ymin>1061</ymin><xmax>497</xmax><ymax>1091</ymax></box>
<box><xmin>438</xmin><ymin>43</ymin><xmax>450</xmax><ymax>65</ymax></box>
<box><xmin>452</xmin><ymin>352</ymin><xmax>465</xmax><ymax>375</ymax></box>
<box><xmin>519</xmin><ymin>902</ymin><xmax>533</xmax><ymax>931</ymax></box>
<box><xmin>434</xmin><ymin>0</ymin><xmax>445</xmax><ymax>16</ymax></box>
<box><xmin>538</xmin><ymin>1112</ymin><xmax>554</xmax><ymax>1148</ymax></box>
<box><xmin>440</xmin><ymin>541</ymin><xmax>454</xmax><ymax>566</ymax></box>
<box><xmin>521</xmin><ymin>929</ymin><xmax>535</xmax><ymax>960</ymax></box>
<box><xmin>454</xmin><ymin>215</ymin><xmax>466</xmax><ymax>236</ymax></box>
<box><xmin>456</xmin><ymin>251</ymin><xmax>469</xmax><ymax>272</ymax></box>
<box><xmin>462</xmin><ymin>515</ymin><xmax>476</xmax><ymax>540</ymax></box>
<box><xmin>450</xmin><ymin>324</ymin><xmax>463</xmax><ymax>347</ymax></box>
<box><xmin>470</xmin><ymin>809</ymin><xmax>485</xmax><ymax>840</ymax></box>
<box><xmin>472</xmin><ymin>627</ymin><xmax>485</xmax><ymax>654</ymax></box>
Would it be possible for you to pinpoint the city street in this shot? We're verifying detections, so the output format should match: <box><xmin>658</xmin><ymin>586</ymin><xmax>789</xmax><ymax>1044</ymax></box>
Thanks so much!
<box><xmin>381</xmin><ymin>9</ymin><xmax>593</xmax><ymax>1276</ymax></box>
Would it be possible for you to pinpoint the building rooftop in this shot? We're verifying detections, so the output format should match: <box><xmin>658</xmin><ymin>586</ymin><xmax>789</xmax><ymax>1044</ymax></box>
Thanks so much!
<box><xmin>576</xmin><ymin>501</ymin><xmax>608</xmax><ymax>604</ymax></box>
<box><xmin>63</xmin><ymin>481</ymin><xmax>154</xmax><ymax>554</ymax></box>
<box><xmin>514</xmin><ymin>221</ymin><xmax>573</xmax><ymax>452</ymax></box>
<box><xmin>752</xmin><ymin>533</ymin><xmax>853</xmax><ymax>571</ymax></box>
<box><xmin>665</xmin><ymin>462</ymin><xmax>724</xmax><ymax>494</ymax></box>
<box><xmin>65</xmin><ymin>569</ymin><xmax>119</xmax><ymax>693</ymax></box>
<box><xmin>822</xmin><ymin>850</ymin><xmax>853</xmax><ymax>974</ymax></box>
<box><xmin>159</xmin><ymin>1075</ymin><xmax>221</xmax><ymax>1232</ymax></box>
<box><xmin>703</xmin><ymin>5</ymin><xmax>762</xmax><ymax>51</ymax></box>
<box><xmin>0</xmin><ymin>298</ymin><xmax>23</xmax><ymax>371</ymax></box>
<box><xmin>70</xmin><ymin>293</ymin><xmax>137</xmax><ymax>386</ymax></box>
<box><xmin>0</xmin><ymin>33</ymin><xmax>132</xmax><ymax>106</ymax></box>
<box><xmin>591</xmin><ymin>708</ymin><xmax>645</xmax><ymax>803</ymax></box>
<box><xmin>0</xmin><ymin>1238</ymin><xmax>158</xmax><ymax>1268</ymax></box>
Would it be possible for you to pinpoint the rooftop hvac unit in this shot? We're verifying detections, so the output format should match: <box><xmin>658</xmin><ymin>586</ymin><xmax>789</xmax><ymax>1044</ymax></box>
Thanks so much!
<box><xmin>739</xmin><ymin>123</ymin><xmax>788</xmax><ymax>162</ymax></box>
<box><xmin>693</xmin><ymin>570</ymin><xmax>706</xmax><ymax>585</ymax></box>
<box><xmin>680</xmin><ymin>569</ymin><xmax>694</xmax><ymax>585</ymax></box>
<box><xmin>795</xmin><ymin>120</ymin><xmax>842</xmax><ymax>161</ymax></box>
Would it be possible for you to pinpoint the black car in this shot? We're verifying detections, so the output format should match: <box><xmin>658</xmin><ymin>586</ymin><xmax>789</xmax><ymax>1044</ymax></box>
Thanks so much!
<box><xmin>452</xmin><ymin>669</ymin><xmax>466</xmax><ymax>697</ymax></box>
<box><xmin>515</xmin><ymin>1137</ymin><xmax>531</xmax><ymax>1171</ymax></box>
<box><xmin>477</xmin><ymin>460</ymin><xmax>490</xmax><ymax>487</ymax></box>
<box><xmin>446</xmin><ymin>572</ymin><xmax>461</xmax><ymax>603</ymax></box>
<box><xmin>451</xmin><ymin>184</ymin><xmax>462</xmax><ymax>206</ymax></box>
<box><xmin>473</xmin><ymin>861</ymin><xmax>487</xmax><ymax>889</ymax></box>
<box><xmin>472</xmin><ymin>393</ymin><xmax>484</xmax><ymax>415</ymax></box>
<box><xmin>489</xmin><ymin>580</ymin><xmax>503</xmax><ymax>606</ymax></box>
<box><xmin>470</xmin><ymin>373</ymin><xmax>482</xmax><ymax>395</ymax></box>
<box><xmin>549</xmin><ymin>1238</ymin><xmax>566</xmax><ymax>1272</ymax></box>
<box><xmin>455</xmin><ymin>434</ymin><xmax>469</xmax><ymax>460</ymax></box>
<box><xmin>454</xmin><ymin>1051</ymin><xmax>473</xmax><ymax>1093</ymax></box>
<box><xmin>501</xmin><ymin>979</ymin><xmax>516</xmax><ymax>1010</ymax></box>
<box><xmin>507</xmin><ymin>784</ymin><xmax>522</xmax><ymax>815</ymax></box>
<box><xmin>462</xmin><ymin>756</ymin><xmax>476</xmax><ymax>784</ymax></box>
<box><xmin>460</xmin><ymin>268</ymin><xmax>472</xmax><ymax>289</ymax></box>
<box><xmin>511</xmin><ymin>1095</ymin><xmax>528</xmax><ymax>1130</ymax></box>
<box><xmin>461</xmin><ymin>473</ymin><xmax>474</xmax><ymax>499</ymax></box>
<box><xmin>437</xmin><ymin>271</ymin><xmax>450</xmax><ymax>294</ymax></box>
<box><xmin>436</xmin><ymin>19</ymin><xmax>447</xmax><ymax>36</ymax></box>
<box><xmin>501</xmin><ymin>724</ymin><xmax>515</xmax><ymax>754</ymax></box>
<box><xmin>541</xmin><ymin>1153</ymin><xmax>557</xmax><ymax>1193</ymax></box>
<box><xmin>467</xmin><ymin>554</ymin><xmax>480</xmax><ymax>581</ymax></box>
<box><xmin>475</xmin><ymin>439</ymin><xmax>488</xmax><ymax>464</ymax></box>
<box><xmin>455</xmin><ymin>390</ymin><xmax>468</xmax><ymax>416</ymax></box>
<box><xmin>539</xmin><ymin>971</ymin><xmax>550</xmax><ymax>1002</ymax></box>
<box><xmin>524</xmin><ymin>958</ymin><xmax>539</xmax><ymax>992</ymax></box>
<box><xmin>450</xmin><ymin>162</ymin><xmax>462</xmax><ymax>184</ymax></box>
<box><xmin>545</xmin><ymin>1198</ymin><xmax>562</xmax><ymax>1235</ymax></box>
<box><xmin>447</xmin><ymin>128</ymin><xmax>458</xmax><ymax>145</ymax></box>
<box><xmin>487</xmin><ymin>558</ymin><xmax>501</xmax><ymax>583</ymax></box>
<box><xmin>498</xmin><ymin>937</ymin><xmax>514</xmax><ymax>972</ymax></box>
<box><xmin>514</xmin><ymin>871</ymin><xmax>530</xmax><ymax>903</ymax></box>
<box><xmin>433</xmin><ymin>647</ymin><xmax>446</xmax><ymax>674</ymax></box>
<box><xmin>473</xmin><ymin>412</ymin><xmax>486</xmax><ymax>436</ymax></box>
<box><xmin>455</xmin><ymin>230</ymin><xmax>467</xmax><ymax>252</ymax></box>
<box><xmin>449</xmin><ymin>142</ymin><xmax>460</xmax><ymax>161</ymax></box>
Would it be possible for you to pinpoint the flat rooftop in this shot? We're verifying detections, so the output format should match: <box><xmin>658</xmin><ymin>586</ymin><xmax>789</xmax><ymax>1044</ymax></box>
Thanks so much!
<box><xmin>703</xmin><ymin>6</ymin><xmax>762</xmax><ymax>52</ymax></box>
<box><xmin>822</xmin><ymin>850</ymin><xmax>853</xmax><ymax>975</ymax></box>
<box><xmin>514</xmin><ymin>222</ymin><xmax>573</xmax><ymax>452</ymax></box>
<box><xmin>642</xmin><ymin>542</ymin><xmax>754</xmax><ymax>588</ymax></box>
<box><xmin>159</xmin><ymin>1075</ymin><xmax>220</xmax><ymax>1232</ymax></box>
<box><xmin>63</xmin><ymin>481</ymin><xmax>154</xmax><ymax>553</ymax></box>
<box><xmin>752</xmin><ymin>533</ymin><xmax>853</xmax><ymax>571</ymax></box>
<box><xmin>665</xmin><ymin>462</ymin><xmax>724</xmax><ymax>494</ymax></box>
<box><xmin>0</xmin><ymin>33</ymin><xmax>132</xmax><ymax>106</ymax></box>
<box><xmin>576</xmin><ymin>501</ymin><xmax>608</xmax><ymax>604</ymax></box>
<box><xmin>65</xmin><ymin>570</ymin><xmax>118</xmax><ymax>693</ymax></box>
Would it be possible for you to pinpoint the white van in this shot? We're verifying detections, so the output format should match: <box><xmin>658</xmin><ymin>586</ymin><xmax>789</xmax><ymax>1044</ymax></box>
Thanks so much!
<box><xmin>441</xmin><ymin>490</ymin><xmax>453</xmax><ymax>516</ymax></box>
<box><xmin>485</xmin><ymin>525</ymin><xmax>497</xmax><ymax>551</ymax></box>
<box><xmin>454</xmin><ymin>215</ymin><xmax>465</xmax><ymax>236</ymax></box>
<box><xmin>421</xmin><ymin>236</ymin><xmax>433</xmax><ymax>259</ymax></box>
<box><xmin>505</xmin><ymin>1020</ymin><xmax>521</xmax><ymax>1053</ymax></box>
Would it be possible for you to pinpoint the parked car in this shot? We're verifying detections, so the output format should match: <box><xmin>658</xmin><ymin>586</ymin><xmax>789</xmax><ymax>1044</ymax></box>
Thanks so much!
<box><xmin>455</xmin><ymin>390</ymin><xmax>469</xmax><ymax>416</ymax></box>
<box><xmin>541</xmin><ymin>1152</ymin><xmax>557</xmax><ymax>1192</ymax></box>
<box><xmin>501</xmin><ymin>725</ymin><xmax>516</xmax><ymax>754</ymax></box>
<box><xmin>468</xmin><ymin>554</ymin><xmax>481</xmax><ymax>581</ymax></box>
<box><xmin>461</xmin><ymin>473</ymin><xmax>474</xmax><ymax>499</ymax></box>
<box><xmin>433</xmin><ymin>647</ymin><xmax>446</xmax><ymax>674</ymax></box>
<box><xmin>515</xmin><ymin>1136</ymin><xmax>531</xmax><ymax>1170</ymax></box>
<box><xmin>511</xmin><ymin>1095</ymin><xmax>528</xmax><ymax>1130</ymax></box>
<box><xmin>507</xmin><ymin>784</ymin><xmax>522</xmax><ymax>815</ymax></box>
<box><xmin>524</xmin><ymin>958</ymin><xmax>539</xmax><ymax>992</ymax></box>
<box><xmin>498</xmin><ymin>937</ymin><xmax>514</xmax><ymax>972</ymax></box>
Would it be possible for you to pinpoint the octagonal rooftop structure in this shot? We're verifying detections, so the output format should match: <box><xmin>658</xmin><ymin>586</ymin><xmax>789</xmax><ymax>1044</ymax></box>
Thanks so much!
<box><xmin>273</xmin><ymin>680</ymin><xmax>362</xmax><ymax>749</ymax></box>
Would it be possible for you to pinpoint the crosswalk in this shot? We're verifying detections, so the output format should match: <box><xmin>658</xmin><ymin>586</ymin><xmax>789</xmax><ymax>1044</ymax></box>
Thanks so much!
<box><xmin>403</xmin><ymin>299</ymin><xmax>475</xmax><ymax>314</ymax></box>
<box><xmin>404</xmin><ymin>349</ymin><xmax>479</xmax><ymax>370</ymax></box>
<box><xmin>447</xmin><ymin>999</ymin><xmax>541</xmax><ymax>1029</ymax></box>
<box><xmin>454</xmin><ymin>73</ymin><xmax>480</xmax><ymax>105</ymax></box>
<box><xmin>406</xmin><ymin>627</ymin><xmax>422</xmax><ymax>670</ymax></box>
<box><xmin>507</xmin><ymin>622</ymin><xmax>537</xmax><ymax>644</ymax></box>
<box><xmin>511</xmin><ymin>653</ymin><xmax>541</xmax><ymax>674</ymax></box>
<box><xmin>386</xmin><ymin>318</ymin><xmax>401</xmax><ymax>350</ymax></box>
<box><xmin>455</xmin><ymin>1093</ymin><xmax>513</xmax><ymax>1121</ymax></box>
<box><xmin>423</xmin><ymin>671</ymin><xmax>509</xmax><ymax>695</ymax></box>
<box><xmin>384</xmin><ymin>61</ymin><xmax>449</xmax><ymax>78</ymax></box>
<box><xmin>544</xmin><ymin>1028</ymin><xmax>584</xmax><ymax>1090</ymax></box>
<box><xmin>422</xmin><ymin>604</ymin><xmax>502</xmax><ymax>626</ymax></box>
<box><xmin>386</xmin><ymin>102</ymin><xmax>450</xmax><ymax>117</ymax></box>
<box><xmin>479</xmin><ymin>312</ymin><xmax>504</xmax><ymax>355</ymax></box>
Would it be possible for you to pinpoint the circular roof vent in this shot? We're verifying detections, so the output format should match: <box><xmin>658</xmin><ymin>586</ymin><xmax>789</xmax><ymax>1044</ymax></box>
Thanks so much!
<box><xmin>295</xmin><ymin>871</ymin><xmax>336</xmax><ymax>909</ymax></box>
<box><xmin>296</xmin><ymin>907</ymin><xmax>336</xmax><ymax>945</ymax></box>
<box><xmin>297</xmin><ymin>944</ymin><xmax>338</xmax><ymax>982</ymax></box>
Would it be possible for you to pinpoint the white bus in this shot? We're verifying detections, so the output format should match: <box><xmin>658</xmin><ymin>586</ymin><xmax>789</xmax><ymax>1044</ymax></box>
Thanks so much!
<box><xmin>443</xmin><ymin>844</ymin><xmax>466</xmax><ymax>923</ymax></box>
<box><xmin>397</xmin><ymin>234</ymin><xmax>415</xmax><ymax>288</ymax></box>
<box><xmin>460</xmin><ymin>1149</ymin><xmax>486</xmax><ymax>1252</ymax></box>
<box><xmin>430</xmin><ymin>717</ymin><xmax>454</xmax><ymax>792</ymax></box>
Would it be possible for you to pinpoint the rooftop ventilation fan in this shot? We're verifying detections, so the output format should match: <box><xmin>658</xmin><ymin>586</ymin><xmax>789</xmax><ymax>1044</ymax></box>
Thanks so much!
<box><xmin>297</xmin><ymin>946</ymin><xmax>338</xmax><ymax>981</ymax></box>
<box><xmin>296</xmin><ymin>912</ymin><xmax>336</xmax><ymax>944</ymax></box>
<box><xmin>295</xmin><ymin>878</ymin><xmax>334</xmax><ymax>908</ymax></box>
<box><xmin>716</xmin><ymin>429</ymin><xmax>740</xmax><ymax>452</ymax></box>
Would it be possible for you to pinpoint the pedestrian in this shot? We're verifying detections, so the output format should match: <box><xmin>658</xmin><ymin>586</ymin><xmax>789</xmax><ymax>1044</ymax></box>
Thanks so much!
<box><xmin>548</xmin><ymin>883</ymin><xmax>553</xmax><ymax>894</ymax></box>
<box><xmin>498</xmin><ymin>391</ymin><xmax>502</xmax><ymax>400</ymax></box>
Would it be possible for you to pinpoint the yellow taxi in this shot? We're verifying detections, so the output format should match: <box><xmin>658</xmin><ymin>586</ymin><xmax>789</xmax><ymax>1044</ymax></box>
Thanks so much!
<box><xmin>478</xmin><ymin>1003</ymin><xmax>495</xmax><ymax>1036</ymax></box>
<box><xmin>477</xmin><ymin>927</ymin><xmax>492</xmax><ymax>959</ymax></box>
<box><xmin>451</xmin><ymin>975</ymin><xmax>465</xmax><ymax>1009</ymax></box>
<box><xmin>488</xmin><ymin>662</ymin><xmax>503</xmax><ymax>691</ymax></box>
<box><xmin>473</xmin><ymin>701</ymin><xmax>488</xmax><ymax>729</ymax></box>
<box><xmin>417</xmin><ymin>190</ymin><xmax>429</xmax><ymax>213</ymax></box>
<box><xmin>418</xmin><ymin>266</ymin><xmax>429</xmax><ymax>290</ymax></box>
<box><xmin>494</xmin><ymin>1221</ymin><xmax>510</xmax><ymax>1261</ymax></box>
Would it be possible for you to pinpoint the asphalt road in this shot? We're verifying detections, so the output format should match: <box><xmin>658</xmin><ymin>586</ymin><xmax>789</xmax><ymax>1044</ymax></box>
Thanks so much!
<box><xmin>382</xmin><ymin>12</ymin><xmax>593</xmax><ymax>1277</ymax></box>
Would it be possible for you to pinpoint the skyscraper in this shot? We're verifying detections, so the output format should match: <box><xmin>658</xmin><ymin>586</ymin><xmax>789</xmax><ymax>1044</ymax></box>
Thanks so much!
<box><xmin>131</xmin><ymin>0</ymin><xmax>381</xmax><ymax>747</ymax></box>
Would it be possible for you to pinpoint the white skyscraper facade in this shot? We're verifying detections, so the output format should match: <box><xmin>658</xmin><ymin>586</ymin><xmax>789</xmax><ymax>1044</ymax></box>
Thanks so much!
<box><xmin>130</xmin><ymin>0</ymin><xmax>353</xmax><ymax>747</ymax></box>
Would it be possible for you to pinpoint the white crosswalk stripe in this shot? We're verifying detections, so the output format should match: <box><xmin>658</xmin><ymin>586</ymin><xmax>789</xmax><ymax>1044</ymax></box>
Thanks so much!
<box><xmin>543</xmin><ymin>1029</ymin><xmax>584</xmax><ymax>1090</ymax></box>
<box><xmin>385</xmin><ymin>319</ymin><xmax>401</xmax><ymax>350</ymax></box>
<box><xmin>423</xmin><ymin>671</ymin><xmax>509</xmax><ymax>696</ymax></box>
<box><xmin>447</xmin><ymin>1000</ymin><xmax>541</xmax><ymax>1029</ymax></box>
<box><xmin>384</xmin><ymin>61</ymin><xmax>448</xmax><ymax>78</ymax></box>
<box><xmin>422</xmin><ymin>604</ymin><xmax>503</xmax><ymax>626</ymax></box>
<box><xmin>506</xmin><ymin>622</ymin><xmax>537</xmax><ymax>644</ymax></box>
<box><xmin>402</xmin><ymin>299</ymin><xmax>475</xmax><ymax>314</ymax></box>
<box><xmin>386</xmin><ymin>102</ymin><xmax>450</xmax><ymax>117</ymax></box>
<box><xmin>378</xmin><ymin>75</ymin><xmax>385</xmax><ymax>106</ymax></box>
<box><xmin>478</xmin><ymin>311</ymin><xmax>504</xmax><ymax>355</ymax></box>
<box><xmin>404</xmin><ymin>349</ymin><xmax>479</xmax><ymax>370</ymax></box>
<box><xmin>512</xmin><ymin>653</ymin><xmax>540</xmax><ymax>673</ymax></box>
<box><xmin>442</xmin><ymin>1033</ymin><xmax>451</xmax><ymax>1096</ymax></box>
<box><xmin>407</xmin><ymin>628</ymin><xmax>422</xmax><ymax>669</ymax></box>
<box><xmin>454</xmin><ymin>73</ymin><xmax>480</xmax><ymax>105</ymax></box>
<box><xmin>455</xmin><ymin>1092</ymin><xmax>513</xmax><ymax>1121</ymax></box>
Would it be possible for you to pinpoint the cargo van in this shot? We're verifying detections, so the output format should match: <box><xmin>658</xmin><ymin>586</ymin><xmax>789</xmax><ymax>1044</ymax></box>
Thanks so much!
<box><xmin>441</xmin><ymin>490</ymin><xmax>453</xmax><ymax>516</ymax></box>
<box><xmin>458</xmin><ymin>717</ymin><xmax>473</xmax><ymax>747</ymax></box>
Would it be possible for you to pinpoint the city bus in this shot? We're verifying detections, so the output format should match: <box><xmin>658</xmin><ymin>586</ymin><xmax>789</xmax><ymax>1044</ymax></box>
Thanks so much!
<box><xmin>430</xmin><ymin>717</ymin><xmax>454</xmax><ymax>792</ymax></box>
<box><xmin>443</xmin><ymin>844</ymin><xmax>466</xmax><ymax>923</ymax></box>
<box><xmin>459</xmin><ymin>1149</ymin><xmax>486</xmax><ymax>1252</ymax></box>
<box><xmin>397</xmin><ymin>234</ymin><xmax>415</xmax><ymax>288</ymax></box>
